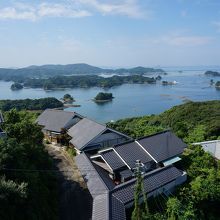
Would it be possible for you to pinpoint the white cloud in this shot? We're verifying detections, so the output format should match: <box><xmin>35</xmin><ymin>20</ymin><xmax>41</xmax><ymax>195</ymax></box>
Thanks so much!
<box><xmin>0</xmin><ymin>0</ymin><xmax>149</xmax><ymax>21</ymax></box>
<box><xmin>38</xmin><ymin>3</ymin><xmax>91</xmax><ymax>18</ymax></box>
<box><xmin>0</xmin><ymin>2</ymin><xmax>91</xmax><ymax>21</ymax></box>
<box><xmin>0</xmin><ymin>6</ymin><xmax>37</xmax><ymax>21</ymax></box>
<box><xmin>78</xmin><ymin>0</ymin><xmax>148</xmax><ymax>18</ymax></box>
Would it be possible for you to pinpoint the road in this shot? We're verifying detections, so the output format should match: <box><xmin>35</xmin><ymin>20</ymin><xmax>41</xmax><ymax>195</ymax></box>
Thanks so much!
<box><xmin>46</xmin><ymin>144</ymin><xmax>92</xmax><ymax>220</ymax></box>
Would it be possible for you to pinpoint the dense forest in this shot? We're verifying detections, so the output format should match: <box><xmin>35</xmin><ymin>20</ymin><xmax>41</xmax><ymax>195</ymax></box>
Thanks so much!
<box><xmin>0</xmin><ymin>63</ymin><xmax>166</xmax><ymax>80</ymax></box>
<box><xmin>0</xmin><ymin>98</ymin><xmax>63</xmax><ymax>111</ymax></box>
<box><xmin>23</xmin><ymin>75</ymin><xmax>157</xmax><ymax>89</ymax></box>
<box><xmin>109</xmin><ymin>100</ymin><xmax>220</xmax><ymax>219</ymax></box>
<box><xmin>0</xmin><ymin>110</ymin><xmax>58</xmax><ymax>220</ymax></box>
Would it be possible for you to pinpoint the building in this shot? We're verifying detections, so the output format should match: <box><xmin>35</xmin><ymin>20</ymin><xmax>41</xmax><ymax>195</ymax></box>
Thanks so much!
<box><xmin>67</xmin><ymin>118</ymin><xmax>131</xmax><ymax>154</ymax></box>
<box><xmin>193</xmin><ymin>140</ymin><xmax>220</xmax><ymax>160</ymax></box>
<box><xmin>76</xmin><ymin>130</ymin><xmax>187</xmax><ymax>220</ymax></box>
<box><xmin>37</xmin><ymin>109</ymin><xmax>83</xmax><ymax>144</ymax></box>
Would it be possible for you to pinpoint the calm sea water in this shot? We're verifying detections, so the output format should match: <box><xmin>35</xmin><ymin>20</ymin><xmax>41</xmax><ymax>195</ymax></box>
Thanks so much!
<box><xmin>0</xmin><ymin>68</ymin><xmax>219</xmax><ymax>123</ymax></box>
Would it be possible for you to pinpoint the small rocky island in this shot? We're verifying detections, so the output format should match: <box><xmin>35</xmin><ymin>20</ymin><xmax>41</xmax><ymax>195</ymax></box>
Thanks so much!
<box><xmin>215</xmin><ymin>81</ymin><xmax>220</xmax><ymax>89</ymax></box>
<box><xmin>61</xmin><ymin>93</ymin><xmax>75</xmax><ymax>103</ymax></box>
<box><xmin>162</xmin><ymin>80</ymin><xmax>177</xmax><ymax>85</ymax></box>
<box><xmin>93</xmin><ymin>92</ymin><xmax>114</xmax><ymax>102</ymax></box>
<box><xmin>11</xmin><ymin>82</ymin><xmax>23</xmax><ymax>90</ymax></box>
<box><xmin>205</xmin><ymin>71</ymin><xmax>220</xmax><ymax>77</ymax></box>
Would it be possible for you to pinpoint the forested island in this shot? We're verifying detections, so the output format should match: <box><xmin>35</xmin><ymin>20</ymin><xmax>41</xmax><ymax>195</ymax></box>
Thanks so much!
<box><xmin>205</xmin><ymin>70</ymin><xmax>220</xmax><ymax>76</ymax></box>
<box><xmin>215</xmin><ymin>81</ymin><xmax>220</xmax><ymax>88</ymax></box>
<box><xmin>93</xmin><ymin>92</ymin><xmax>113</xmax><ymax>102</ymax></box>
<box><xmin>11</xmin><ymin>82</ymin><xmax>23</xmax><ymax>90</ymax></box>
<box><xmin>0</xmin><ymin>97</ymin><xmax>63</xmax><ymax>111</ymax></box>
<box><xmin>108</xmin><ymin>100</ymin><xmax>220</xmax><ymax>219</ymax></box>
<box><xmin>23</xmin><ymin>75</ymin><xmax>157</xmax><ymax>90</ymax></box>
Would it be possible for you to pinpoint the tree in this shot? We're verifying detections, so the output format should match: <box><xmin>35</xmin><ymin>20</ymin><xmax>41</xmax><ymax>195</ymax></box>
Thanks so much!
<box><xmin>132</xmin><ymin>160</ymin><xmax>149</xmax><ymax>220</ymax></box>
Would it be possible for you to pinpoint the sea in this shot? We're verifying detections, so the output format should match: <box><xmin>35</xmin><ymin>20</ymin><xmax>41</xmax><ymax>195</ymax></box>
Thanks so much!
<box><xmin>0</xmin><ymin>66</ymin><xmax>219</xmax><ymax>123</ymax></box>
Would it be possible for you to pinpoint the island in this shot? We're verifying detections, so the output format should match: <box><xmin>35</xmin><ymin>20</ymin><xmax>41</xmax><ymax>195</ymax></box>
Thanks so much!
<box><xmin>162</xmin><ymin>80</ymin><xmax>177</xmax><ymax>85</ymax></box>
<box><xmin>23</xmin><ymin>75</ymin><xmax>157</xmax><ymax>90</ymax></box>
<box><xmin>11</xmin><ymin>82</ymin><xmax>23</xmax><ymax>90</ymax></box>
<box><xmin>93</xmin><ymin>92</ymin><xmax>114</xmax><ymax>102</ymax></box>
<box><xmin>215</xmin><ymin>81</ymin><xmax>220</xmax><ymax>89</ymax></box>
<box><xmin>205</xmin><ymin>70</ymin><xmax>220</xmax><ymax>77</ymax></box>
<box><xmin>61</xmin><ymin>94</ymin><xmax>75</xmax><ymax>103</ymax></box>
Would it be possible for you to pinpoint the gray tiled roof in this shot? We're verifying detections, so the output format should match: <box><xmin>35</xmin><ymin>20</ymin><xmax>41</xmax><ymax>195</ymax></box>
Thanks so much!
<box><xmin>101</xmin><ymin>149</ymin><xmax>126</xmax><ymax>171</ymax></box>
<box><xmin>114</xmin><ymin>141</ymin><xmax>153</xmax><ymax>169</ymax></box>
<box><xmin>110</xmin><ymin>195</ymin><xmax>126</xmax><ymax>220</ymax></box>
<box><xmin>75</xmin><ymin>153</ymin><xmax>114</xmax><ymax>199</ymax></box>
<box><xmin>37</xmin><ymin>109</ymin><xmax>80</xmax><ymax>133</ymax></box>
<box><xmin>76</xmin><ymin>154</ymin><xmax>184</xmax><ymax>220</ymax></box>
<box><xmin>112</xmin><ymin>166</ymin><xmax>182</xmax><ymax>205</ymax></box>
<box><xmin>92</xmin><ymin>194</ymin><xmax>109</xmax><ymax>220</ymax></box>
<box><xmin>137</xmin><ymin>131</ymin><xmax>187</xmax><ymax>163</ymax></box>
<box><xmin>68</xmin><ymin>118</ymin><xmax>106</xmax><ymax>150</ymax></box>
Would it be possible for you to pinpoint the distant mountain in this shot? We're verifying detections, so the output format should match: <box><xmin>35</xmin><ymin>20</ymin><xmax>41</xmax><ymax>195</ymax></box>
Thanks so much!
<box><xmin>0</xmin><ymin>63</ymin><xmax>166</xmax><ymax>81</ymax></box>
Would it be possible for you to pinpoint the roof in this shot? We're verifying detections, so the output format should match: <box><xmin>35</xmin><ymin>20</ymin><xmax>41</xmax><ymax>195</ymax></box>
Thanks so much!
<box><xmin>75</xmin><ymin>153</ymin><xmax>115</xmax><ymax>199</ymax></box>
<box><xmin>100</xmin><ymin>149</ymin><xmax>126</xmax><ymax>171</ymax></box>
<box><xmin>193</xmin><ymin>140</ymin><xmax>220</xmax><ymax>160</ymax></box>
<box><xmin>76</xmin><ymin>153</ymin><xmax>184</xmax><ymax>220</ymax></box>
<box><xmin>37</xmin><ymin>109</ymin><xmax>81</xmax><ymax>133</ymax></box>
<box><xmin>112</xmin><ymin>165</ymin><xmax>182</xmax><ymax>205</ymax></box>
<box><xmin>137</xmin><ymin>131</ymin><xmax>187</xmax><ymax>163</ymax></box>
<box><xmin>114</xmin><ymin>141</ymin><xmax>153</xmax><ymax>169</ymax></box>
<box><xmin>68</xmin><ymin>118</ymin><xmax>107</xmax><ymax>150</ymax></box>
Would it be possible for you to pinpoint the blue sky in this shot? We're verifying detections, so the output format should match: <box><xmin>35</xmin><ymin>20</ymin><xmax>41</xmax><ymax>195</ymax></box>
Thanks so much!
<box><xmin>0</xmin><ymin>0</ymin><xmax>220</xmax><ymax>67</ymax></box>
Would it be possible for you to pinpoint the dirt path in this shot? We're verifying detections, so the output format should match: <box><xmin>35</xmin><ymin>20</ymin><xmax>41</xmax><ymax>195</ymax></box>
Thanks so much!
<box><xmin>46</xmin><ymin>144</ymin><xmax>92</xmax><ymax>220</ymax></box>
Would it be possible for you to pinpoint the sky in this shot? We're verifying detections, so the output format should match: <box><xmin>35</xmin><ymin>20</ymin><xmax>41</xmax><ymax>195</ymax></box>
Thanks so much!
<box><xmin>0</xmin><ymin>0</ymin><xmax>220</xmax><ymax>68</ymax></box>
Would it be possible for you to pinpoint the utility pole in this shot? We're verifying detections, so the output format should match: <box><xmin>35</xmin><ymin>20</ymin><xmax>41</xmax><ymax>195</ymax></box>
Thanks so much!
<box><xmin>132</xmin><ymin>160</ymin><xmax>149</xmax><ymax>220</ymax></box>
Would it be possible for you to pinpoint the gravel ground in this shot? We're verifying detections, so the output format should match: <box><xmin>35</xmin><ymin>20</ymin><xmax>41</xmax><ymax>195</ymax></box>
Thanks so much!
<box><xmin>46</xmin><ymin>144</ymin><xmax>92</xmax><ymax>220</ymax></box>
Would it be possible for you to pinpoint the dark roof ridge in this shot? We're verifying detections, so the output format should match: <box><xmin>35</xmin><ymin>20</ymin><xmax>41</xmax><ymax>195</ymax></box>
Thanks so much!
<box><xmin>111</xmin><ymin>165</ymin><xmax>175</xmax><ymax>192</ymax></box>
<box><xmin>136</xmin><ymin>129</ymin><xmax>172</xmax><ymax>141</ymax></box>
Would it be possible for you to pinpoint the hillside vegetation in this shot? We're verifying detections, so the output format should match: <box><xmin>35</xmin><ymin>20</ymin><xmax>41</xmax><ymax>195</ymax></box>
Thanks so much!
<box><xmin>0</xmin><ymin>97</ymin><xmax>63</xmax><ymax>111</ymax></box>
<box><xmin>0</xmin><ymin>110</ymin><xmax>58</xmax><ymax>220</ymax></box>
<box><xmin>108</xmin><ymin>100</ymin><xmax>220</xmax><ymax>143</ymax></box>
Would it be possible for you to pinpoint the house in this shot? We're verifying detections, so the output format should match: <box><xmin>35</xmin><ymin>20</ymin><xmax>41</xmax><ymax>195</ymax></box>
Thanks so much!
<box><xmin>76</xmin><ymin>130</ymin><xmax>187</xmax><ymax>220</ymax></box>
<box><xmin>193</xmin><ymin>140</ymin><xmax>220</xmax><ymax>160</ymax></box>
<box><xmin>37</xmin><ymin>109</ymin><xmax>83</xmax><ymax>144</ymax></box>
<box><xmin>67</xmin><ymin>118</ymin><xmax>131</xmax><ymax>154</ymax></box>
